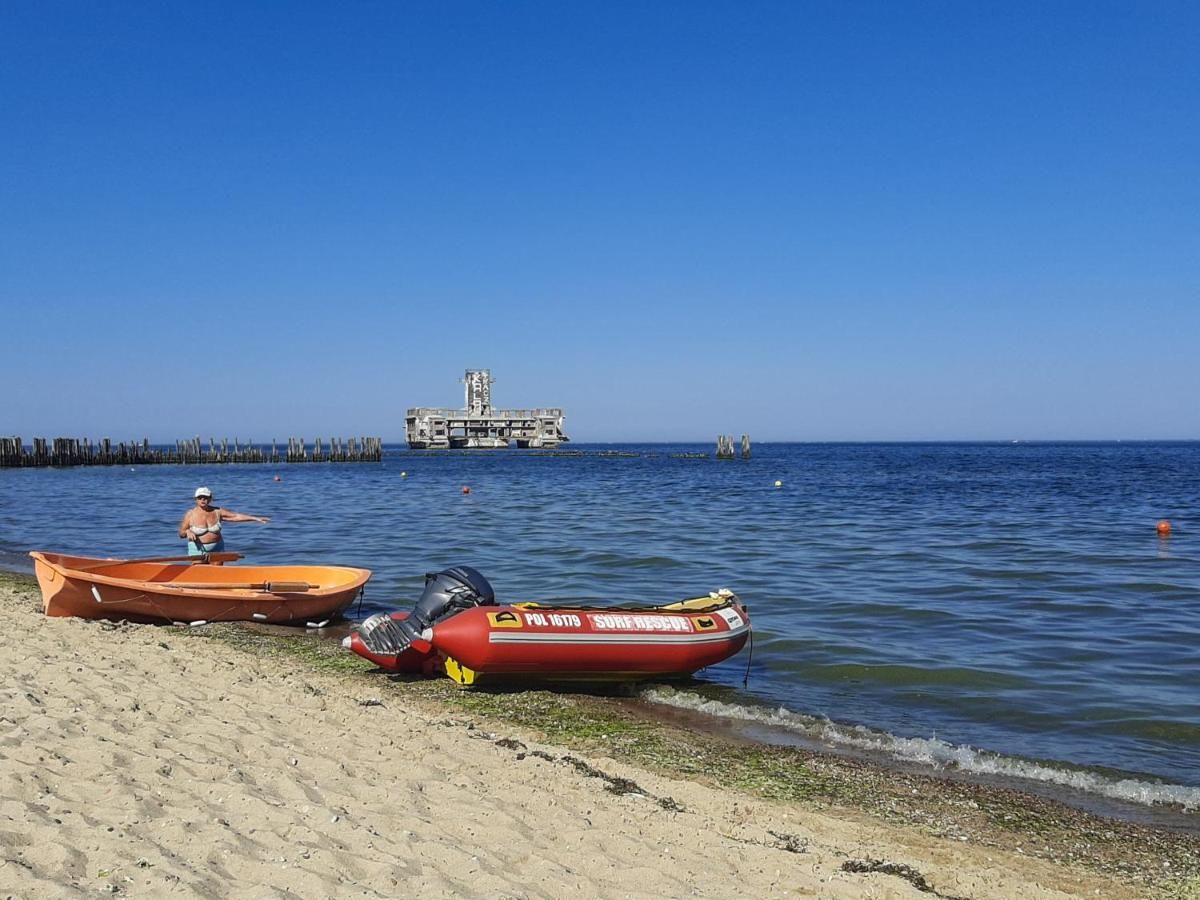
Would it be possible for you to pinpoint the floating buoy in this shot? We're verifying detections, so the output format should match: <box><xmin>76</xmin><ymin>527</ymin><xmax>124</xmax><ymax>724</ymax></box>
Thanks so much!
<box><xmin>774</xmin><ymin>480</ymin><xmax>783</xmax><ymax>488</ymax></box>
<box><xmin>462</xmin><ymin>485</ymin><xmax>471</xmax><ymax>494</ymax></box>
<box><xmin>1157</xmin><ymin>520</ymin><xmax>1172</xmax><ymax>536</ymax></box>
<box><xmin>400</xmin><ymin>471</ymin><xmax>407</xmax><ymax>478</ymax></box>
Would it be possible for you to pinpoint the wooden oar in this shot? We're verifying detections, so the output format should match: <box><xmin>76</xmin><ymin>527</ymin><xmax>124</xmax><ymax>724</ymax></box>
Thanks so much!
<box><xmin>165</xmin><ymin>581</ymin><xmax>317</xmax><ymax>592</ymax></box>
<box><xmin>84</xmin><ymin>552</ymin><xmax>243</xmax><ymax>568</ymax></box>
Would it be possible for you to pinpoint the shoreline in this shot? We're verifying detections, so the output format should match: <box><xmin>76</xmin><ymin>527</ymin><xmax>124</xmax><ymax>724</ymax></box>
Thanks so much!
<box><xmin>622</xmin><ymin>693</ymin><xmax>1200</xmax><ymax>833</ymax></box>
<box><xmin>3</xmin><ymin>571</ymin><xmax>1198</xmax><ymax>898</ymax></box>
<box><xmin>6</xmin><ymin>557</ymin><xmax>1194</xmax><ymax>832</ymax></box>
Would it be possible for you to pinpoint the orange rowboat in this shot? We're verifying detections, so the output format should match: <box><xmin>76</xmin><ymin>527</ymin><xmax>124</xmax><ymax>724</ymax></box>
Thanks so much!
<box><xmin>30</xmin><ymin>551</ymin><xmax>371</xmax><ymax>625</ymax></box>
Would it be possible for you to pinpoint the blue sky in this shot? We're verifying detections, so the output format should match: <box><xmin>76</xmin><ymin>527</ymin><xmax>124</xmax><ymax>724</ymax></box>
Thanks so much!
<box><xmin>2</xmin><ymin>1</ymin><xmax>1196</xmax><ymax>442</ymax></box>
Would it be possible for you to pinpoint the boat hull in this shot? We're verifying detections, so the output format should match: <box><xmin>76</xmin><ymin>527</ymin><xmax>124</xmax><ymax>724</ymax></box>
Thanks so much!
<box><xmin>31</xmin><ymin>551</ymin><xmax>371</xmax><ymax>625</ymax></box>
<box><xmin>346</xmin><ymin>591</ymin><xmax>750</xmax><ymax>684</ymax></box>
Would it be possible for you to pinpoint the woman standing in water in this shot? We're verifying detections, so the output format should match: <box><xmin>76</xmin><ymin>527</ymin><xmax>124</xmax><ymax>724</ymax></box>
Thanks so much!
<box><xmin>178</xmin><ymin>486</ymin><xmax>270</xmax><ymax>556</ymax></box>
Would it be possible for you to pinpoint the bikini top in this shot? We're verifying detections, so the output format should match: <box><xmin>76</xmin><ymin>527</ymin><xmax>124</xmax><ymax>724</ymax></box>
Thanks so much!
<box><xmin>191</xmin><ymin>516</ymin><xmax>222</xmax><ymax>534</ymax></box>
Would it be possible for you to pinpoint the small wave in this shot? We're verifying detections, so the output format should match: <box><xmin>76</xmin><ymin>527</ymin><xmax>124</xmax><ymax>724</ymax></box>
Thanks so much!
<box><xmin>642</xmin><ymin>687</ymin><xmax>1200</xmax><ymax>811</ymax></box>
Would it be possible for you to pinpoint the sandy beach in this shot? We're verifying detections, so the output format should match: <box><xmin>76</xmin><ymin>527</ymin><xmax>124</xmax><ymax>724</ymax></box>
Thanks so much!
<box><xmin>0</xmin><ymin>574</ymin><xmax>1189</xmax><ymax>899</ymax></box>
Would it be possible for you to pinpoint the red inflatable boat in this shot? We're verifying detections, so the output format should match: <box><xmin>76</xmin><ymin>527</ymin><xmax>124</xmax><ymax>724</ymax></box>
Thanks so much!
<box><xmin>343</xmin><ymin>566</ymin><xmax>750</xmax><ymax>685</ymax></box>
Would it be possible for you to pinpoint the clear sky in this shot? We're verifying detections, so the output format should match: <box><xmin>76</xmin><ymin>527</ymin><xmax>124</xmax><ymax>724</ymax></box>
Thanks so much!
<box><xmin>2</xmin><ymin>1</ymin><xmax>1196</xmax><ymax>442</ymax></box>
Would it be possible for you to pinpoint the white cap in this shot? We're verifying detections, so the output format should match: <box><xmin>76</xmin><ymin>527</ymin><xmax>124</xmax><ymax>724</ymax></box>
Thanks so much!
<box><xmin>194</xmin><ymin>486</ymin><xmax>213</xmax><ymax>498</ymax></box>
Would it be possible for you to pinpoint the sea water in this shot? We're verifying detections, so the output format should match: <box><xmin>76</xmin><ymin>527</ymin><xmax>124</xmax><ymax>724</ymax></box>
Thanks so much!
<box><xmin>2</xmin><ymin>442</ymin><xmax>1197</xmax><ymax>818</ymax></box>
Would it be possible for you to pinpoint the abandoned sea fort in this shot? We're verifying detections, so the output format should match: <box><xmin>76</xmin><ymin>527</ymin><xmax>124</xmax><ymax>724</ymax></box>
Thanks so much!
<box><xmin>405</xmin><ymin>370</ymin><xmax>569</xmax><ymax>450</ymax></box>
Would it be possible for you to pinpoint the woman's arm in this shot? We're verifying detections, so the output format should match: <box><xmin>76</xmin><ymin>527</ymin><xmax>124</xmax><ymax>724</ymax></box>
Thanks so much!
<box><xmin>178</xmin><ymin>513</ymin><xmax>194</xmax><ymax>539</ymax></box>
<box><xmin>218</xmin><ymin>509</ymin><xmax>271</xmax><ymax>524</ymax></box>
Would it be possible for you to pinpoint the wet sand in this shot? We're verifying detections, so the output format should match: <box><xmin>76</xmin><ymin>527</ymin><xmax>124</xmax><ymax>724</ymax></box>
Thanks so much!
<box><xmin>0</xmin><ymin>575</ymin><xmax>1186</xmax><ymax>898</ymax></box>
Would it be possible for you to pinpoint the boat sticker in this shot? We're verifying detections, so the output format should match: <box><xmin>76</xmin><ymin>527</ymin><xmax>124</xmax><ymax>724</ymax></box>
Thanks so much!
<box><xmin>588</xmin><ymin>613</ymin><xmax>694</xmax><ymax>633</ymax></box>
<box><xmin>715</xmin><ymin>608</ymin><xmax>744</xmax><ymax>629</ymax></box>
<box><xmin>522</xmin><ymin>611</ymin><xmax>583</xmax><ymax>628</ymax></box>
<box><xmin>692</xmin><ymin>616</ymin><xmax>719</xmax><ymax>631</ymax></box>
<box><xmin>488</xmin><ymin>610</ymin><xmax>524</xmax><ymax>628</ymax></box>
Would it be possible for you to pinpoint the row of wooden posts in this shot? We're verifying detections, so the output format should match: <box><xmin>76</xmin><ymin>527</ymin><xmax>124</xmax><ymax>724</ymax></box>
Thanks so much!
<box><xmin>716</xmin><ymin>434</ymin><xmax>752</xmax><ymax>459</ymax></box>
<box><xmin>0</xmin><ymin>436</ymin><xmax>384</xmax><ymax>468</ymax></box>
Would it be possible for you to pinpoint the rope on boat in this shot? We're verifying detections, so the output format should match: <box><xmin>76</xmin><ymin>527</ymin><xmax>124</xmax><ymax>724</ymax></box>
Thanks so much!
<box><xmin>91</xmin><ymin>586</ymin><xmax>158</xmax><ymax>609</ymax></box>
<box><xmin>517</xmin><ymin>598</ymin><xmax>736</xmax><ymax>614</ymax></box>
<box><xmin>743</xmin><ymin>626</ymin><xmax>754</xmax><ymax>688</ymax></box>
<box><xmin>88</xmin><ymin>583</ymin><xmax>290</xmax><ymax>625</ymax></box>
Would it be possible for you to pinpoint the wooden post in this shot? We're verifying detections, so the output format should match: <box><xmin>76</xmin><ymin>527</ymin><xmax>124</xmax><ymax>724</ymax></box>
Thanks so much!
<box><xmin>2</xmin><ymin>433</ymin><xmax>382</xmax><ymax>467</ymax></box>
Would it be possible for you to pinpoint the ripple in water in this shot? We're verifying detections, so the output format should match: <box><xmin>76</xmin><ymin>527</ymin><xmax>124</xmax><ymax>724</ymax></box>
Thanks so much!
<box><xmin>643</xmin><ymin>686</ymin><xmax>1200</xmax><ymax>816</ymax></box>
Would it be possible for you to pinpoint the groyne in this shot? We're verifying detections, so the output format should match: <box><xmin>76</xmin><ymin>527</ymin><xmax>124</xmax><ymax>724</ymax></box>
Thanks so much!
<box><xmin>0</xmin><ymin>436</ymin><xmax>383</xmax><ymax>467</ymax></box>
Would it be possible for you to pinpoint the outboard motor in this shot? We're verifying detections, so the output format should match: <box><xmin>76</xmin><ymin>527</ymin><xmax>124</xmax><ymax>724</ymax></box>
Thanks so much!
<box><xmin>357</xmin><ymin>565</ymin><xmax>495</xmax><ymax>657</ymax></box>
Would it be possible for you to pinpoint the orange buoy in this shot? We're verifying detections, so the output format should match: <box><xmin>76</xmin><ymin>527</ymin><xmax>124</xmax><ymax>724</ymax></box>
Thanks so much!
<box><xmin>462</xmin><ymin>485</ymin><xmax>471</xmax><ymax>494</ymax></box>
<box><xmin>1156</xmin><ymin>520</ymin><xmax>1171</xmax><ymax>536</ymax></box>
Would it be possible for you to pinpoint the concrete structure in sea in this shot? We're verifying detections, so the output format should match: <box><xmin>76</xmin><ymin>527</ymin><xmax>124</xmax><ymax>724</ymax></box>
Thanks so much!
<box><xmin>405</xmin><ymin>370</ymin><xmax>569</xmax><ymax>450</ymax></box>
